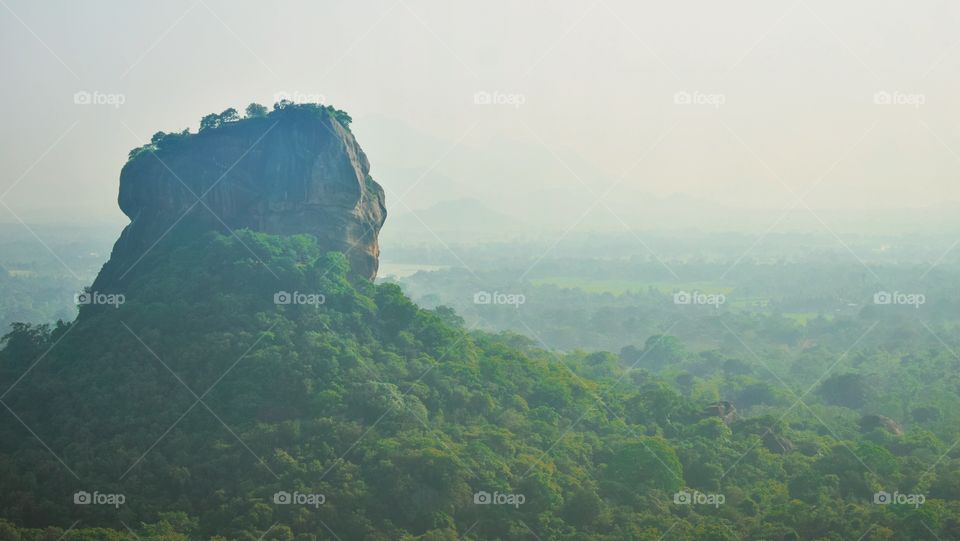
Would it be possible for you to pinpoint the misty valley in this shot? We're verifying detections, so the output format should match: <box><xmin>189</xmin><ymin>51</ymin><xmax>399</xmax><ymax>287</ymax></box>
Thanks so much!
<box><xmin>1</xmin><ymin>200</ymin><xmax>959</xmax><ymax>539</ymax></box>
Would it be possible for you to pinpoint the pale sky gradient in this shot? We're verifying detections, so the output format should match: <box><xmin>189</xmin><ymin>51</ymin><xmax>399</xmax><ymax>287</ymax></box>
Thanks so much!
<box><xmin>2</xmin><ymin>0</ymin><xmax>960</xmax><ymax>225</ymax></box>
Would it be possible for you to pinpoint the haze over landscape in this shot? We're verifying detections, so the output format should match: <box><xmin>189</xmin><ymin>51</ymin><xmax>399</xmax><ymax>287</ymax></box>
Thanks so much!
<box><xmin>6</xmin><ymin>1</ymin><xmax>960</xmax><ymax>226</ymax></box>
<box><xmin>2</xmin><ymin>2</ymin><xmax>960</xmax><ymax>540</ymax></box>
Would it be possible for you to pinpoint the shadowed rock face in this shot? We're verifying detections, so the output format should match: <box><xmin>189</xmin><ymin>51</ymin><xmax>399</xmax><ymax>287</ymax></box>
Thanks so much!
<box><xmin>93</xmin><ymin>108</ymin><xmax>386</xmax><ymax>290</ymax></box>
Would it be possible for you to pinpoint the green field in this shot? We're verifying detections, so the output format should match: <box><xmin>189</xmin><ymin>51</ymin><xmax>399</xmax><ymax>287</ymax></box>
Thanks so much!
<box><xmin>530</xmin><ymin>276</ymin><xmax>733</xmax><ymax>295</ymax></box>
<box><xmin>781</xmin><ymin>311</ymin><xmax>832</xmax><ymax>324</ymax></box>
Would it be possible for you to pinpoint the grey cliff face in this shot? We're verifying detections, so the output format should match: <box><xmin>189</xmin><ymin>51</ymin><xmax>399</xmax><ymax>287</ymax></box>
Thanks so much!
<box><xmin>93</xmin><ymin>108</ymin><xmax>386</xmax><ymax>291</ymax></box>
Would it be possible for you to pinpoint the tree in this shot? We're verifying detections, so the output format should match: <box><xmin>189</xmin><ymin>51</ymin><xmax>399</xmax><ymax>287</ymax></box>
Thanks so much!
<box><xmin>245</xmin><ymin>102</ymin><xmax>268</xmax><ymax>118</ymax></box>
<box><xmin>607</xmin><ymin>438</ymin><xmax>683</xmax><ymax>491</ymax></box>
<box><xmin>332</xmin><ymin>108</ymin><xmax>352</xmax><ymax>127</ymax></box>
<box><xmin>1</xmin><ymin>322</ymin><xmax>52</xmax><ymax>363</ymax></box>
<box><xmin>817</xmin><ymin>373</ymin><xmax>871</xmax><ymax>408</ymax></box>
<box><xmin>638</xmin><ymin>334</ymin><xmax>687</xmax><ymax>369</ymax></box>
<box><xmin>199</xmin><ymin>113</ymin><xmax>220</xmax><ymax>132</ymax></box>
<box><xmin>219</xmin><ymin>107</ymin><xmax>239</xmax><ymax>123</ymax></box>
<box><xmin>562</xmin><ymin>487</ymin><xmax>602</xmax><ymax>526</ymax></box>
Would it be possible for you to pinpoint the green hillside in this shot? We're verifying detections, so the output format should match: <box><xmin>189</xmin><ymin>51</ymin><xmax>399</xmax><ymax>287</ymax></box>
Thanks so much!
<box><xmin>0</xmin><ymin>230</ymin><xmax>957</xmax><ymax>540</ymax></box>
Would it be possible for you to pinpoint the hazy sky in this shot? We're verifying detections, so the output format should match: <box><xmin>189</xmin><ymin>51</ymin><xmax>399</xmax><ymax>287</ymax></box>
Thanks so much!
<box><xmin>3</xmin><ymin>0</ymin><xmax>960</xmax><ymax>225</ymax></box>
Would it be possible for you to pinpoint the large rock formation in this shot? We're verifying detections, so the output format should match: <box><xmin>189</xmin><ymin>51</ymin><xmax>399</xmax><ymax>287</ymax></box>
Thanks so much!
<box><xmin>93</xmin><ymin>104</ymin><xmax>386</xmax><ymax>291</ymax></box>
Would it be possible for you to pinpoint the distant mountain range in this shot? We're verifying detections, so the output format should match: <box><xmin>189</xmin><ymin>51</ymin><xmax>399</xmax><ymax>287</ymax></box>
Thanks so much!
<box><xmin>383</xmin><ymin>193</ymin><xmax>960</xmax><ymax>244</ymax></box>
<box><xmin>357</xmin><ymin>114</ymin><xmax>960</xmax><ymax>242</ymax></box>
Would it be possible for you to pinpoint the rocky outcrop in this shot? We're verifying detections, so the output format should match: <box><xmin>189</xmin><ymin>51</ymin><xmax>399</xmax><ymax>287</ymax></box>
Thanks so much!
<box><xmin>859</xmin><ymin>414</ymin><xmax>904</xmax><ymax>436</ymax></box>
<box><xmin>702</xmin><ymin>400</ymin><xmax>738</xmax><ymax>425</ymax></box>
<box><xmin>732</xmin><ymin>416</ymin><xmax>797</xmax><ymax>455</ymax></box>
<box><xmin>762</xmin><ymin>432</ymin><xmax>795</xmax><ymax>454</ymax></box>
<box><xmin>92</xmin><ymin>105</ymin><xmax>386</xmax><ymax>291</ymax></box>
